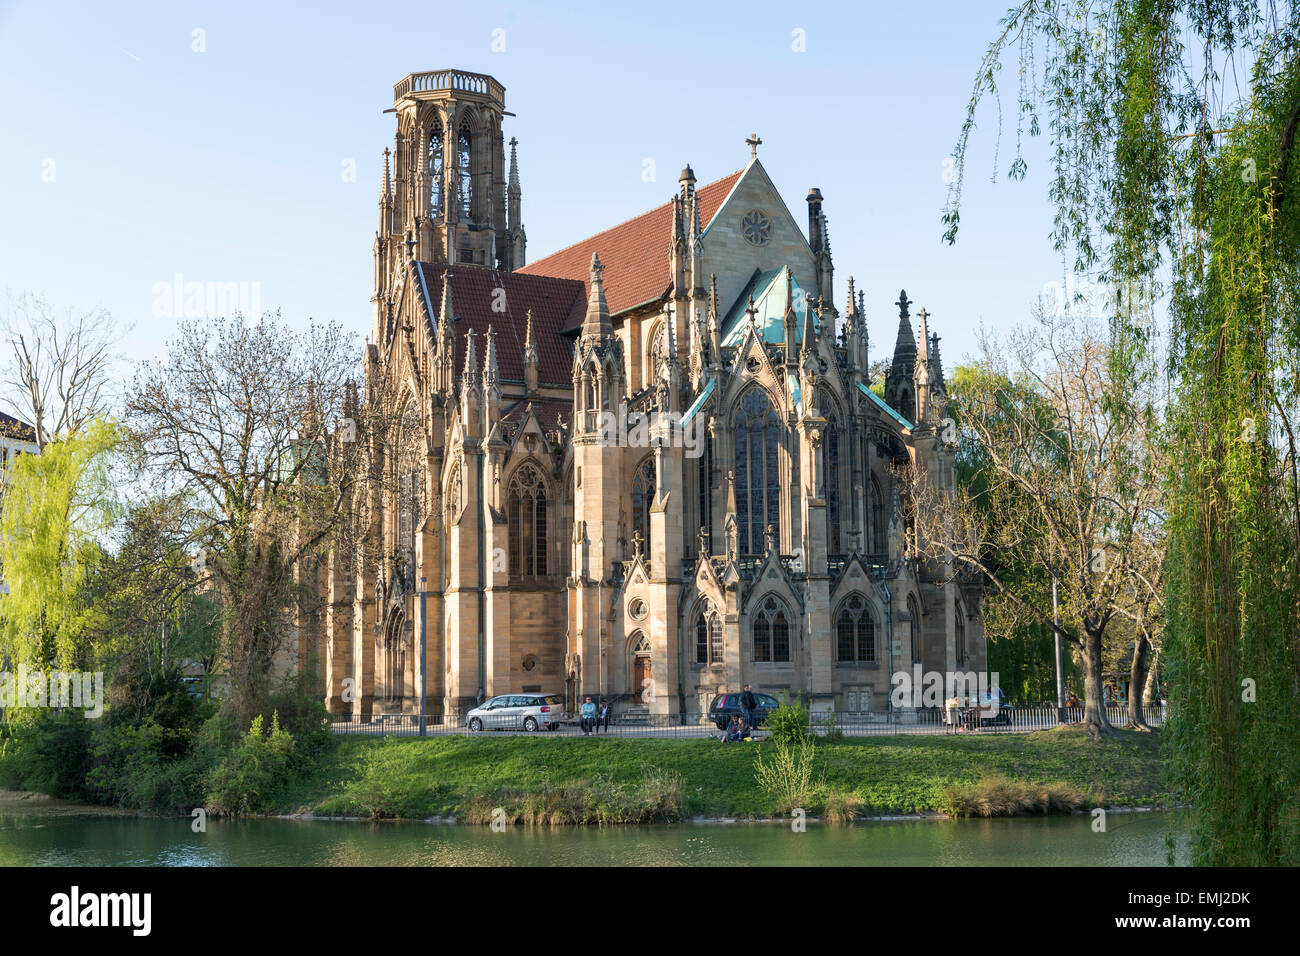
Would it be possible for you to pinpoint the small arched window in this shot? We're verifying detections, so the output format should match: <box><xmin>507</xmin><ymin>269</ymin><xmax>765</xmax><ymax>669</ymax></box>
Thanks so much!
<box><xmin>507</xmin><ymin>463</ymin><xmax>548</xmax><ymax>577</ymax></box>
<box><xmin>835</xmin><ymin>594</ymin><xmax>876</xmax><ymax>663</ymax></box>
<box><xmin>752</xmin><ymin>596</ymin><xmax>791</xmax><ymax>663</ymax></box>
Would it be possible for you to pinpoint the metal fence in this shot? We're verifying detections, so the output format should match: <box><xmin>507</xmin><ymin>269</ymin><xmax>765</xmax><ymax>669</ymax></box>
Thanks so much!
<box><xmin>327</xmin><ymin>701</ymin><xmax>1165</xmax><ymax>739</ymax></box>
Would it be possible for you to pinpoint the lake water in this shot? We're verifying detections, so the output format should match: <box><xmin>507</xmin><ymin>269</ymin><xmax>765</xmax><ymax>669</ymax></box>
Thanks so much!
<box><xmin>0</xmin><ymin>796</ymin><xmax>1187</xmax><ymax>866</ymax></box>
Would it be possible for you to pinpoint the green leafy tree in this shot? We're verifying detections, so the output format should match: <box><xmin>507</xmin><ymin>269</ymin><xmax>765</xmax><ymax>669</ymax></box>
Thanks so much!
<box><xmin>946</xmin><ymin>0</ymin><xmax>1300</xmax><ymax>862</ymax></box>
<box><xmin>0</xmin><ymin>417</ymin><xmax>118</xmax><ymax>669</ymax></box>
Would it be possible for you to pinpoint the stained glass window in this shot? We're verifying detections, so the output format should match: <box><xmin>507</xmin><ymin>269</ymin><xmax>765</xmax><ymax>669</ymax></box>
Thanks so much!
<box><xmin>735</xmin><ymin>388</ymin><xmax>782</xmax><ymax>554</ymax></box>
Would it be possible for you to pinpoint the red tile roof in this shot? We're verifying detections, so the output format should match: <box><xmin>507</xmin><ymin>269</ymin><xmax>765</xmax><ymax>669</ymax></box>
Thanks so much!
<box><xmin>518</xmin><ymin>170</ymin><xmax>744</xmax><ymax>330</ymax></box>
<box><xmin>414</xmin><ymin>263</ymin><xmax>584</xmax><ymax>387</ymax></box>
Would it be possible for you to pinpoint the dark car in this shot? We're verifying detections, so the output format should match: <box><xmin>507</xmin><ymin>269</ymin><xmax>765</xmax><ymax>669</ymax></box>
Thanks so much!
<box><xmin>708</xmin><ymin>692</ymin><xmax>781</xmax><ymax>730</ymax></box>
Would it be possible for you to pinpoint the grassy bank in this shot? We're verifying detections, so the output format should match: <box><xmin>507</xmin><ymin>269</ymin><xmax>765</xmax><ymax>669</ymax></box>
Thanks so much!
<box><xmin>274</xmin><ymin>725</ymin><xmax>1166</xmax><ymax>823</ymax></box>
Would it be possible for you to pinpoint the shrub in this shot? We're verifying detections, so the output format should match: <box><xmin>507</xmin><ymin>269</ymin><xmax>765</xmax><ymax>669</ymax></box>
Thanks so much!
<box><xmin>205</xmin><ymin>712</ymin><xmax>298</xmax><ymax>815</ymax></box>
<box><xmin>753</xmin><ymin>738</ymin><xmax>822</xmax><ymax>813</ymax></box>
<box><xmin>462</xmin><ymin>769</ymin><xmax>685</xmax><ymax>825</ymax></box>
<box><xmin>817</xmin><ymin>708</ymin><xmax>844</xmax><ymax>741</ymax></box>
<box><xmin>820</xmin><ymin>786</ymin><xmax>862</xmax><ymax>823</ymax></box>
<box><xmin>0</xmin><ymin>710</ymin><xmax>92</xmax><ymax>799</ymax></box>
<box><xmin>942</xmin><ymin>775</ymin><xmax>1086</xmax><ymax>817</ymax></box>
<box><xmin>765</xmin><ymin>696</ymin><xmax>812</xmax><ymax>746</ymax></box>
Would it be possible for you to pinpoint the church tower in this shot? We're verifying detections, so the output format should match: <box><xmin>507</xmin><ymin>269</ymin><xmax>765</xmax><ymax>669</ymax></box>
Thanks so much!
<box><xmin>385</xmin><ymin>70</ymin><xmax>522</xmax><ymax>272</ymax></box>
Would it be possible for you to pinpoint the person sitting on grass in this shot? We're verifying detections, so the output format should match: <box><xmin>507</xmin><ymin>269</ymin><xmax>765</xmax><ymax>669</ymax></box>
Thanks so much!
<box><xmin>725</xmin><ymin>715</ymin><xmax>743</xmax><ymax>742</ymax></box>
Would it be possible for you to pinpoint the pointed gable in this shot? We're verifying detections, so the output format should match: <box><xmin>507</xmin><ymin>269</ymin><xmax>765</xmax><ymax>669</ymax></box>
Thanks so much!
<box><xmin>517</xmin><ymin>170</ymin><xmax>743</xmax><ymax>330</ymax></box>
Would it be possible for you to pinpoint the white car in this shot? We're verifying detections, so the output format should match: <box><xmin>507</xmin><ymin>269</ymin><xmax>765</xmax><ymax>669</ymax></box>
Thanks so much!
<box><xmin>466</xmin><ymin>693</ymin><xmax>565</xmax><ymax>732</ymax></box>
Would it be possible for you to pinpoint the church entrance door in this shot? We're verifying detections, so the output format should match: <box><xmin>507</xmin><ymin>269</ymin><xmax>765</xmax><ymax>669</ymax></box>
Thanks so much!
<box><xmin>634</xmin><ymin>656</ymin><xmax>652</xmax><ymax>704</ymax></box>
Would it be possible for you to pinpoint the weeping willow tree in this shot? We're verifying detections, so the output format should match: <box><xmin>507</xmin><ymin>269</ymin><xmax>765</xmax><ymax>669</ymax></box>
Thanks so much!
<box><xmin>946</xmin><ymin>1</ymin><xmax>1300</xmax><ymax>864</ymax></box>
<box><xmin>0</xmin><ymin>418</ymin><xmax>119</xmax><ymax>671</ymax></box>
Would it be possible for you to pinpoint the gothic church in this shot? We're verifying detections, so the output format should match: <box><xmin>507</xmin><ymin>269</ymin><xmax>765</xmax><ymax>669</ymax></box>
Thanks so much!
<box><xmin>311</xmin><ymin>69</ymin><xmax>986</xmax><ymax>719</ymax></box>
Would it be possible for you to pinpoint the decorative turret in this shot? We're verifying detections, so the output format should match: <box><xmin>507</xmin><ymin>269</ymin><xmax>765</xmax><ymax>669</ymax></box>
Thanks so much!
<box><xmin>433</xmin><ymin>271</ymin><xmax>457</xmax><ymax>394</ymax></box>
<box><xmin>504</xmin><ymin>137</ymin><xmax>526</xmax><ymax>271</ymax></box>
<box><xmin>929</xmin><ymin>330</ymin><xmax>948</xmax><ymax>422</ymax></box>
<box><xmin>461</xmin><ymin>327</ymin><xmax>481</xmax><ymax>432</ymax></box>
<box><xmin>670</xmin><ymin>194</ymin><xmax>687</xmax><ymax>298</ymax></box>
<box><xmin>884</xmin><ymin>289</ymin><xmax>918</xmax><ymax>422</ymax></box>
<box><xmin>914</xmin><ymin>307</ymin><xmax>932</xmax><ymax>423</ymax></box>
<box><xmin>801</xmin><ymin>293</ymin><xmax>819</xmax><ymax>357</ymax></box>
<box><xmin>523</xmin><ymin>309</ymin><xmax>539</xmax><ymax>394</ymax></box>
<box><xmin>783</xmin><ymin>268</ymin><xmax>798</xmax><ymax>369</ymax></box>
<box><xmin>483</xmin><ymin>323</ymin><xmax>501</xmax><ymax>422</ymax></box>
<box><xmin>379</xmin><ymin>147</ymin><xmax>393</xmax><ymax>234</ymax></box>
<box><xmin>842</xmin><ymin>276</ymin><xmax>864</xmax><ymax>374</ymax></box>
<box><xmin>582</xmin><ymin>252</ymin><xmax>613</xmax><ymax>340</ymax></box>
<box><xmin>706</xmin><ymin>273</ymin><xmax>722</xmax><ymax>367</ymax></box>
<box><xmin>807</xmin><ymin>187</ymin><xmax>834</xmax><ymax>306</ymax></box>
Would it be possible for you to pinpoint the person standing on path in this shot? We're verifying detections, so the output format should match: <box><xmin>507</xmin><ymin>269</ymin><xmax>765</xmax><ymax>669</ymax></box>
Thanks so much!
<box><xmin>739</xmin><ymin>684</ymin><xmax>758</xmax><ymax>732</ymax></box>
<box><xmin>580</xmin><ymin>696</ymin><xmax>596</xmax><ymax>735</ymax></box>
<box><xmin>598</xmin><ymin>698</ymin><xmax>611</xmax><ymax>734</ymax></box>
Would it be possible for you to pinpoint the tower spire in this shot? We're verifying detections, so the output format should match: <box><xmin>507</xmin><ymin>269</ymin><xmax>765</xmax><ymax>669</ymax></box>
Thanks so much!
<box><xmin>583</xmin><ymin>252</ymin><xmax>612</xmax><ymax>338</ymax></box>
<box><xmin>506</xmin><ymin>136</ymin><xmax>526</xmax><ymax>270</ymax></box>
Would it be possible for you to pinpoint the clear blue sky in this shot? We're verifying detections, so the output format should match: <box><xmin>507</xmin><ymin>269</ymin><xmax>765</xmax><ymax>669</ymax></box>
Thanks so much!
<box><xmin>0</xmin><ymin>0</ymin><xmax>1070</xmax><ymax>378</ymax></box>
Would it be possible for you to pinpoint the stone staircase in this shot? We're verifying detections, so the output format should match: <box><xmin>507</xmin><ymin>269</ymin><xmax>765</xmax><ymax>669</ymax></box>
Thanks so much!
<box><xmin>619</xmin><ymin>706</ymin><xmax>651</xmax><ymax>725</ymax></box>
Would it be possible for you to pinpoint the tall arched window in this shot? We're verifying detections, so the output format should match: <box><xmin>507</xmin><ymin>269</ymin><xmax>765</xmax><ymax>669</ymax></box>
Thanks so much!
<box><xmin>734</xmin><ymin>388</ymin><xmax>782</xmax><ymax>555</ymax></box>
<box><xmin>696</xmin><ymin>430</ymin><xmax>713</xmax><ymax>555</ymax></box>
<box><xmin>908</xmin><ymin>594</ymin><xmax>922</xmax><ymax>665</ymax></box>
<box><xmin>631</xmin><ymin>457</ymin><xmax>655</xmax><ymax>556</ymax></box>
<box><xmin>955</xmin><ymin>605</ymin><xmax>966</xmax><ymax>666</ymax></box>
<box><xmin>427</xmin><ymin>122</ymin><xmax>444</xmax><ymax>219</ymax></box>
<box><xmin>822</xmin><ymin>399</ymin><xmax>842</xmax><ymax>553</ymax></box>
<box><xmin>507</xmin><ymin>463</ymin><xmax>548</xmax><ymax>577</ymax></box>
<box><xmin>457</xmin><ymin>119</ymin><xmax>472</xmax><ymax>218</ymax></box>
<box><xmin>752</xmin><ymin>595</ymin><xmax>791</xmax><ymax>663</ymax></box>
<box><xmin>694</xmin><ymin>604</ymin><xmax>723</xmax><ymax>665</ymax></box>
<box><xmin>835</xmin><ymin>594</ymin><xmax>876</xmax><ymax>663</ymax></box>
<box><xmin>397</xmin><ymin>400</ymin><xmax>423</xmax><ymax>584</ymax></box>
<box><xmin>384</xmin><ymin>613</ymin><xmax>406</xmax><ymax>701</ymax></box>
<box><xmin>870</xmin><ymin>478</ymin><xmax>886</xmax><ymax>555</ymax></box>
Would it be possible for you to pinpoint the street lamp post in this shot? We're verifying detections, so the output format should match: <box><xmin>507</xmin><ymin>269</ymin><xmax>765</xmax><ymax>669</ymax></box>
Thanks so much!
<box><xmin>419</xmin><ymin>575</ymin><xmax>427</xmax><ymax>737</ymax></box>
<box><xmin>1053</xmin><ymin>577</ymin><xmax>1064</xmax><ymax>723</ymax></box>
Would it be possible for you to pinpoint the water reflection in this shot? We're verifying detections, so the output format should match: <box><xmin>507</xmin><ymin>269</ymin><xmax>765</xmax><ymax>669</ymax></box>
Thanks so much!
<box><xmin>0</xmin><ymin>806</ymin><xmax>1188</xmax><ymax>867</ymax></box>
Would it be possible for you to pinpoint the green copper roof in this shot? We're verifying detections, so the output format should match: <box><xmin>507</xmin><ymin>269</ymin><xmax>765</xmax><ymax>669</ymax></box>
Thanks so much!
<box><xmin>721</xmin><ymin>266</ymin><xmax>818</xmax><ymax>348</ymax></box>
<box><xmin>857</xmin><ymin>381</ymin><xmax>913</xmax><ymax>431</ymax></box>
<box><xmin>682</xmin><ymin>375</ymin><xmax>717</xmax><ymax>427</ymax></box>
